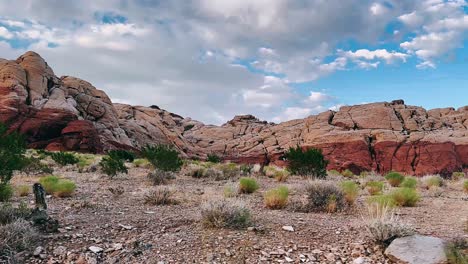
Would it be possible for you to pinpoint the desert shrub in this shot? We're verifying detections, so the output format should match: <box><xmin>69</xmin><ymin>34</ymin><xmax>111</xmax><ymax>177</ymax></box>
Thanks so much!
<box><xmin>201</xmin><ymin>199</ymin><xmax>251</xmax><ymax>229</ymax></box>
<box><xmin>445</xmin><ymin>238</ymin><xmax>468</xmax><ymax>264</ymax></box>
<box><xmin>38</xmin><ymin>175</ymin><xmax>60</xmax><ymax>194</ymax></box>
<box><xmin>133</xmin><ymin>158</ymin><xmax>151</xmax><ymax>168</ymax></box>
<box><xmin>207</xmin><ymin>153</ymin><xmax>222</xmax><ymax>163</ymax></box>
<box><xmin>50</xmin><ymin>151</ymin><xmax>79</xmax><ymax>166</ymax></box>
<box><xmin>284</xmin><ymin>146</ymin><xmax>328</xmax><ymax>178</ymax></box>
<box><xmin>144</xmin><ymin>188</ymin><xmax>178</xmax><ymax>206</ymax></box>
<box><xmin>0</xmin><ymin>184</ymin><xmax>14</xmax><ymax>202</ymax></box>
<box><xmin>0</xmin><ymin>203</ymin><xmax>31</xmax><ymax>225</ymax></box>
<box><xmin>53</xmin><ymin>180</ymin><xmax>76</xmax><ymax>198</ymax></box>
<box><xmin>274</xmin><ymin>170</ymin><xmax>290</xmax><ymax>182</ymax></box>
<box><xmin>367</xmin><ymin>195</ymin><xmax>397</xmax><ymax>209</ymax></box>
<box><xmin>141</xmin><ymin>145</ymin><xmax>183</xmax><ymax>172</ymax></box>
<box><xmin>239</xmin><ymin>177</ymin><xmax>259</xmax><ymax>194</ymax></box>
<box><xmin>217</xmin><ymin>163</ymin><xmax>240</xmax><ymax>179</ymax></box>
<box><xmin>264</xmin><ymin>186</ymin><xmax>289</xmax><ymax>209</ymax></box>
<box><xmin>183</xmin><ymin>124</ymin><xmax>195</xmax><ymax>131</ymax></box>
<box><xmin>452</xmin><ymin>172</ymin><xmax>465</xmax><ymax>181</ymax></box>
<box><xmin>341</xmin><ymin>169</ymin><xmax>355</xmax><ymax>178</ymax></box>
<box><xmin>304</xmin><ymin>181</ymin><xmax>346</xmax><ymax>213</ymax></box>
<box><xmin>264</xmin><ymin>166</ymin><xmax>279</xmax><ymax>178</ymax></box>
<box><xmin>364</xmin><ymin>203</ymin><xmax>415</xmax><ymax>245</ymax></box>
<box><xmin>401</xmin><ymin>177</ymin><xmax>418</xmax><ymax>189</ymax></box>
<box><xmin>328</xmin><ymin>170</ymin><xmax>341</xmax><ymax>176</ymax></box>
<box><xmin>108</xmin><ymin>150</ymin><xmax>135</xmax><ymax>162</ymax></box>
<box><xmin>0</xmin><ymin>123</ymin><xmax>26</xmax><ymax>194</ymax></box>
<box><xmin>366</xmin><ymin>181</ymin><xmax>384</xmax><ymax>195</ymax></box>
<box><xmin>385</xmin><ymin>172</ymin><xmax>405</xmax><ymax>187</ymax></box>
<box><xmin>0</xmin><ymin>219</ymin><xmax>39</xmax><ymax>259</ymax></box>
<box><xmin>223</xmin><ymin>184</ymin><xmax>236</xmax><ymax>198</ymax></box>
<box><xmin>390</xmin><ymin>187</ymin><xmax>420</xmax><ymax>207</ymax></box>
<box><xmin>464</xmin><ymin>181</ymin><xmax>468</xmax><ymax>193</ymax></box>
<box><xmin>422</xmin><ymin>175</ymin><xmax>444</xmax><ymax>189</ymax></box>
<box><xmin>16</xmin><ymin>185</ymin><xmax>30</xmax><ymax>197</ymax></box>
<box><xmin>240</xmin><ymin>164</ymin><xmax>253</xmax><ymax>176</ymax></box>
<box><xmin>21</xmin><ymin>157</ymin><xmax>54</xmax><ymax>175</ymax></box>
<box><xmin>189</xmin><ymin>166</ymin><xmax>206</xmax><ymax>178</ymax></box>
<box><xmin>203</xmin><ymin>168</ymin><xmax>224</xmax><ymax>180</ymax></box>
<box><xmin>340</xmin><ymin>181</ymin><xmax>359</xmax><ymax>205</ymax></box>
<box><xmin>38</xmin><ymin>176</ymin><xmax>76</xmax><ymax>197</ymax></box>
<box><xmin>99</xmin><ymin>156</ymin><xmax>128</xmax><ymax>177</ymax></box>
<box><xmin>147</xmin><ymin>169</ymin><xmax>175</xmax><ymax>186</ymax></box>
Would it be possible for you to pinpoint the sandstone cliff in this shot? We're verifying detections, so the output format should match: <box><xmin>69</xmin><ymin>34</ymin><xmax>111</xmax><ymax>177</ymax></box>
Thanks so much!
<box><xmin>1</xmin><ymin>52</ymin><xmax>466</xmax><ymax>176</ymax></box>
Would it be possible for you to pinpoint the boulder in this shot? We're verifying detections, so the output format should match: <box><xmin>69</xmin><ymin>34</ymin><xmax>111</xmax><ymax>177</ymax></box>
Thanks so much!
<box><xmin>385</xmin><ymin>235</ymin><xmax>447</xmax><ymax>264</ymax></box>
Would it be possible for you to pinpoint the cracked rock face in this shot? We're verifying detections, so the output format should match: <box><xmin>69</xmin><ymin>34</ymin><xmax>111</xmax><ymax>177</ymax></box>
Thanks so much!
<box><xmin>0</xmin><ymin>52</ymin><xmax>467</xmax><ymax>176</ymax></box>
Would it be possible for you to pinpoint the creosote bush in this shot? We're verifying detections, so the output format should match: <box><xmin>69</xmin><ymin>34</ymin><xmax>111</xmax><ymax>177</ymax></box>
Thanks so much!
<box><xmin>366</xmin><ymin>181</ymin><xmax>384</xmax><ymax>196</ymax></box>
<box><xmin>108</xmin><ymin>150</ymin><xmax>135</xmax><ymax>162</ymax></box>
<box><xmin>38</xmin><ymin>176</ymin><xmax>76</xmax><ymax>197</ymax></box>
<box><xmin>100</xmin><ymin>156</ymin><xmax>128</xmax><ymax>177</ymax></box>
<box><xmin>390</xmin><ymin>187</ymin><xmax>420</xmax><ymax>207</ymax></box>
<box><xmin>201</xmin><ymin>199</ymin><xmax>251</xmax><ymax>229</ymax></box>
<box><xmin>264</xmin><ymin>186</ymin><xmax>289</xmax><ymax>209</ymax></box>
<box><xmin>50</xmin><ymin>151</ymin><xmax>79</xmax><ymax>166</ymax></box>
<box><xmin>364</xmin><ymin>203</ymin><xmax>415</xmax><ymax>245</ymax></box>
<box><xmin>401</xmin><ymin>177</ymin><xmax>418</xmax><ymax>189</ymax></box>
<box><xmin>304</xmin><ymin>181</ymin><xmax>346</xmax><ymax>213</ymax></box>
<box><xmin>385</xmin><ymin>172</ymin><xmax>405</xmax><ymax>187</ymax></box>
<box><xmin>0</xmin><ymin>184</ymin><xmax>14</xmax><ymax>202</ymax></box>
<box><xmin>340</xmin><ymin>181</ymin><xmax>359</xmax><ymax>205</ymax></box>
<box><xmin>144</xmin><ymin>188</ymin><xmax>178</xmax><ymax>206</ymax></box>
<box><xmin>239</xmin><ymin>177</ymin><xmax>259</xmax><ymax>194</ymax></box>
<box><xmin>284</xmin><ymin>146</ymin><xmax>328</xmax><ymax>178</ymax></box>
<box><xmin>141</xmin><ymin>145</ymin><xmax>183</xmax><ymax>172</ymax></box>
<box><xmin>207</xmin><ymin>153</ymin><xmax>222</xmax><ymax>163</ymax></box>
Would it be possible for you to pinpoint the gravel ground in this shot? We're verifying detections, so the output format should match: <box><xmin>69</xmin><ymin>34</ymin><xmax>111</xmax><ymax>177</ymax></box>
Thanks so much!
<box><xmin>7</xmin><ymin>165</ymin><xmax>468</xmax><ymax>264</ymax></box>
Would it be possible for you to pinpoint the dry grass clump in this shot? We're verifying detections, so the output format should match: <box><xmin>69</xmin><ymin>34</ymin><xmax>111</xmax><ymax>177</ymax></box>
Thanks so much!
<box><xmin>216</xmin><ymin>163</ymin><xmax>240</xmax><ymax>179</ymax></box>
<box><xmin>385</xmin><ymin>172</ymin><xmax>405</xmax><ymax>187</ymax></box>
<box><xmin>133</xmin><ymin>158</ymin><xmax>152</xmax><ymax>168</ymax></box>
<box><xmin>223</xmin><ymin>184</ymin><xmax>237</xmax><ymax>198</ymax></box>
<box><xmin>464</xmin><ymin>181</ymin><xmax>468</xmax><ymax>193</ymax></box>
<box><xmin>401</xmin><ymin>177</ymin><xmax>418</xmax><ymax>189</ymax></box>
<box><xmin>451</xmin><ymin>172</ymin><xmax>465</xmax><ymax>181</ymax></box>
<box><xmin>147</xmin><ymin>169</ymin><xmax>175</xmax><ymax>185</ymax></box>
<box><xmin>264</xmin><ymin>186</ymin><xmax>289</xmax><ymax>209</ymax></box>
<box><xmin>445</xmin><ymin>238</ymin><xmax>468</xmax><ymax>264</ymax></box>
<box><xmin>364</xmin><ymin>203</ymin><xmax>414</xmax><ymax>245</ymax></box>
<box><xmin>187</xmin><ymin>165</ymin><xmax>206</xmax><ymax>178</ymax></box>
<box><xmin>200</xmin><ymin>199</ymin><xmax>251</xmax><ymax>229</ymax></box>
<box><xmin>144</xmin><ymin>188</ymin><xmax>178</xmax><ymax>206</ymax></box>
<box><xmin>390</xmin><ymin>187</ymin><xmax>420</xmax><ymax>207</ymax></box>
<box><xmin>15</xmin><ymin>185</ymin><xmax>30</xmax><ymax>197</ymax></box>
<box><xmin>340</xmin><ymin>181</ymin><xmax>359</xmax><ymax>205</ymax></box>
<box><xmin>0</xmin><ymin>219</ymin><xmax>39</xmax><ymax>260</ymax></box>
<box><xmin>366</xmin><ymin>181</ymin><xmax>384</xmax><ymax>196</ymax></box>
<box><xmin>422</xmin><ymin>175</ymin><xmax>444</xmax><ymax>189</ymax></box>
<box><xmin>239</xmin><ymin>177</ymin><xmax>259</xmax><ymax>194</ymax></box>
<box><xmin>366</xmin><ymin>195</ymin><xmax>397</xmax><ymax>209</ymax></box>
<box><xmin>203</xmin><ymin>168</ymin><xmax>224</xmax><ymax>180</ymax></box>
<box><xmin>303</xmin><ymin>181</ymin><xmax>346</xmax><ymax>213</ymax></box>
<box><xmin>0</xmin><ymin>203</ymin><xmax>31</xmax><ymax>225</ymax></box>
<box><xmin>341</xmin><ymin>169</ymin><xmax>355</xmax><ymax>178</ymax></box>
<box><xmin>274</xmin><ymin>170</ymin><xmax>290</xmax><ymax>182</ymax></box>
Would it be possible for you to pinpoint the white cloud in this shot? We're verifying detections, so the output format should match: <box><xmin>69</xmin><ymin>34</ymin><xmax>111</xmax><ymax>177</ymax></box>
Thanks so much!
<box><xmin>343</xmin><ymin>49</ymin><xmax>408</xmax><ymax>64</ymax></box>
<box><xmin>0</xmin><ymin>26</ymin><xmax>13</xmax><ymax>39</ymax></box>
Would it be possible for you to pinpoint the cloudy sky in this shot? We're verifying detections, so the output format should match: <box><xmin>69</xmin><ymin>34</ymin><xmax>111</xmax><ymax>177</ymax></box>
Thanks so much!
<box><xmin>0</xmin><ymin>0</ymin><xmax>467</xmax><ymax>124</ymax></box>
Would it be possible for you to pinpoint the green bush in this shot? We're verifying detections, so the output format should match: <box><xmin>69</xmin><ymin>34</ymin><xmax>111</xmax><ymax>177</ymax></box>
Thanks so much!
<box><xmin>390</xmin><ymin>187</ymin><xmax>420</xmax><ymax>207</ymax></box>
<box><xmin>385</xmin><ymin>172</ymin><xmax>405</xmax><ymax>187</ymax></box>
<box><xmin>401</xmin><ymin>177</ymin><xmax>418</xmax><ymax>189</ymax></box>
<box><xmin>141</xmin><ymin>145</ymin><xmax>183</xmax><ymax>172</ymax></box>
<box><xmin>38</xmin><ymin>176</ymin><xmax>76</xmax><ymax>197</ymax></box>
<box><xmin>207</xmin><ymin>153</ymin><xmax>222</xmax><ymax>163</ymax></box>
<box><xmin>0</xmin><ymin>123</ymin><xmax>26</xmax><ymax>189</ymax></box>
<box><xmin>133</xmin><ymin>158</ymin><xmax>151</xmax><ymax>168</ymax></box>
<box><xmin>239</xmin><ymin>177</ymin><xmax>259</xmax><ymax>194</ymax></box>
<box><xmin>50</xmin><ymin>152</ymin><xmax>79</xmax><ymax>166</ymax></box>
<box><xmin>100</xmin><ymin>156</ymin><xmax>128</xmax><ymax>177</ymax></box>
<box><xmin>284</xmin><ymin>146</ymin><xmax>328</xmax><ymax>178</ymax></box>
<box><xmin>264</xmin><ymin>186</ymin><xmax>289</xmax><ymax>209</ymax></box>
<box><xmin>201</xmin><ymin>199</ymin><xmax>251</xmax><ymax>229</ymax></box>
<box><xmin>240</xmin><ymin>164</ymin><xmax>253</xmax><ymax>176</ymax></box>
<box><xmin>366</xmin><ymin>181</ymin><xmax>385</xmax><ymax>195</ymax></box>
<box><xmin>304</xmin><ymin>181</ymin><xmax>346</xmax><ymax>213</ymax></box>
<box><xmin>0</xmin><ymin>184</ymin><xmax>14</xmax><ymax>202</ymax></box>
<box><xmin>341</xmin><ymin>169</ymin><xmax>355</xmax><ymax>178</ymax></box>
<box><xmin>340</xmin><ymin>181</ymin><xmax>359</xmax><ymax>205</ymax></box>
<box><xmin>108</xmin><ymin>150</ymin><xmax>135</xmax><ymax>162</ymax></box>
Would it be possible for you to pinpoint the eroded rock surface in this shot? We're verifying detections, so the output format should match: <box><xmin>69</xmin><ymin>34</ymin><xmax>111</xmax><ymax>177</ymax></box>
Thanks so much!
<box><xmin>1</xmin><ymin>52</ymin><xmax>467</xmax><ymax>175</ymax></box>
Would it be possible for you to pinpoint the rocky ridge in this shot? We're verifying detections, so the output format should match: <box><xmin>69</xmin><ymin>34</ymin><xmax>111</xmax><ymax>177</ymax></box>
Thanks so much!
<box><xmin>1</xmin><ymin>51</ymin><xmax>467</xmax><ymax>176</ymax></box>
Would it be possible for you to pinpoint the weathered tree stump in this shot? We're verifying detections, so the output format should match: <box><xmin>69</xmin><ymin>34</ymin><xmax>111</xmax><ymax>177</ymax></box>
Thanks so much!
<box><xmin>30</xmin><ymin>183</ymin><xmax>59</xmax><ymax>232</ymax></box>
<box><xmin>33</xmin><ymin>183</ymin><xmax>47</xmax><ymax>210</ymax></box>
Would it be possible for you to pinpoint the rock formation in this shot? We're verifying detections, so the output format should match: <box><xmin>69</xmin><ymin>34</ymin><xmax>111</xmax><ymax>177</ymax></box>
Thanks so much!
<box><xmin>1</xmin><ymin>52</ymin><xmax>467</xmax><ymax>176</ymax></box>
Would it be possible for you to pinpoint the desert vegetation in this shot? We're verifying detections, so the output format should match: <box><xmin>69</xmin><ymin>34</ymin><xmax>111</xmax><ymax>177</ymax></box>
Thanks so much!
<box><xmin>0</xmin><ymin>131</ymin><xmax>466</xmax><ymax>263</ymax></box>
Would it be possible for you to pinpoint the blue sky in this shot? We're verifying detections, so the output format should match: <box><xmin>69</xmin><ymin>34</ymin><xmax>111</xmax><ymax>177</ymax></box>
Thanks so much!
<box><xmin>0</xmin><ymin>0</ymin><xmax>467</xmax><ymax>124</ymax></box>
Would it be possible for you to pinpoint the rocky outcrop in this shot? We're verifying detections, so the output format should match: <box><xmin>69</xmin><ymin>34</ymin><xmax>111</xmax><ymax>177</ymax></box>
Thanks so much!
<box><xmin>1</xmin><ymin>52</ymin><xmax>467</xmax><ymax>176</ymax></box>
<box><xmin>385</xmin><ymin>235</ymin><xmax>447</xmax><ymax>264</ymax></box>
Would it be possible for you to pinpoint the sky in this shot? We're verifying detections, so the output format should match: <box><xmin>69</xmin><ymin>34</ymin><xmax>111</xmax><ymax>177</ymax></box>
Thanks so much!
<box><xmin>0</xmin><ymin>0</ymin><xmax>467</xmax><ymax>125</ymax></box>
